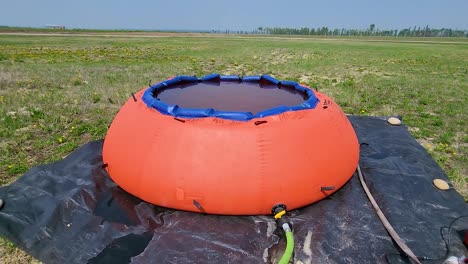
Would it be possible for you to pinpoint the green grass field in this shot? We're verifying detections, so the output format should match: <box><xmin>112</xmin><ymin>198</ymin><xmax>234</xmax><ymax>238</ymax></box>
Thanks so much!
<box><xmin>0</xmin><ymin>33</ymin><xmax>467</xmax><ymax>262</ymax></box>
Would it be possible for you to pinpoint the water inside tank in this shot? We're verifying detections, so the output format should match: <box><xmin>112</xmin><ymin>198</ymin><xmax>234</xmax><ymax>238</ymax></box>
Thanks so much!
<box><xmin>155</xmin><ymin>81</ymin><xmax>307</xmax><ymax>114</ymax></box>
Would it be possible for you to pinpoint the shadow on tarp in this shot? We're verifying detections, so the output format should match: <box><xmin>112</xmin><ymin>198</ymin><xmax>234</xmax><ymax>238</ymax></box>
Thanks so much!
<box><xmin>0</xmin><ymin>116</ymin><xmax>467</xmax><ymax>264</ymax></box>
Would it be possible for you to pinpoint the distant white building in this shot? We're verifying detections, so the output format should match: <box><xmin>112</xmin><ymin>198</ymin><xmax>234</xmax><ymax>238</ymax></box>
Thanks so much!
<box><xmin>46</xmin><ymin>25</ymin><xmax>65</xmax><ymax>30</ymax></box>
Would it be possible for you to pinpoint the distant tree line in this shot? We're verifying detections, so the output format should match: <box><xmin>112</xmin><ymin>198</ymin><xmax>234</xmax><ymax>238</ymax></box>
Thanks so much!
<box><xmin>1</xmin><ymin>24</ymin><xmax>466</xmax><ymax>37</ymax></box>
<box><xmin>211</xmin><ymin>24</ymin><xmax>467</xmax><ymax>37</ymax></box>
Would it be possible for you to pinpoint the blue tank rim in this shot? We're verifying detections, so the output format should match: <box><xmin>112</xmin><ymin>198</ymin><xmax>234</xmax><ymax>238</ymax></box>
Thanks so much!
<box><xmin>141</xmin><ymin>74</ymin><xmax>320</xmax><ymax>121</ymax></box>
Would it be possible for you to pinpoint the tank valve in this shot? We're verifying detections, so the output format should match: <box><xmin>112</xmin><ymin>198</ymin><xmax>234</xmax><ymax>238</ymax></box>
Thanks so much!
<box><xmin>272</xmin><ymin>204</ymin><xmax>294</xmax><ymax>264</ymax></box>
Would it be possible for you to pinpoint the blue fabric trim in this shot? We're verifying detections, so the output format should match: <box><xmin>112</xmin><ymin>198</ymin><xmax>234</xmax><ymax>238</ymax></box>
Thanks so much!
<box><xmin>175</xmin><ymin>107</ymin><xmax>214</xmax><ymax>118</ymax></box>
<box><xmin>243</xmin><ymin>76</ymin><xmax>261</xmax><ymax>82</ymax></box>
<box><xmin>163</xmin><ymin>78</ymin><xmax>181</xmax><ymax>87</ymax></box>
<box><xmin>260</xmin><ymin>75</ymin><xmax>280</xmax><ymax>85</ymax></box>
<box><xmin>213</xmin><ymin>111</ymin><xmax>254</xmax><ymax>121</ymax></box>
<box><xmin>279</xmin><ymin>80</ymin><xmax>297</xmax><ymax>87</ymax></box>
<box><xmin>141</xmin><ymin>75</ymin><xmax>319</xmax><ymax>121</ymax></box>
<box><xmin>200</xmin><ymin>73</ymin><xmax>220</xmax><ymax>82</ymax></box>
<box><xmin>220</xmin><ymin>75</ymin><xmax>241</xmax><ymax>82</ymax></box>
<box><xmin>294</xmin><ymin>84</ymin><xmax>308</xmax><ymax>93</ymax></box>
<box><xmin>178</xmin><ymin>76</ymin><xmax>199</xmax><ymax>82</ymax></box>
<box><xmin>256</xmin><ymin>106</ymin><xmax>291</xmax><ymax>118</ymax></box>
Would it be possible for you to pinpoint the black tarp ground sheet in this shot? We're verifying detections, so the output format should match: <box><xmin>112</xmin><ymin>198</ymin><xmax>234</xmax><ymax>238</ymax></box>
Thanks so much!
<box><xmin>0</xmin><ymin>116</ymin><xmax>467</xmax><ymax>264</ymax></box>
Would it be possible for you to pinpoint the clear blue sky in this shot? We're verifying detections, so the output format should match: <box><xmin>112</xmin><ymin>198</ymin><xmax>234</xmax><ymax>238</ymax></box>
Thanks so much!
<box><xmin>1</xmin><ymin>0</ymin><xmax>467</xmax><ymax>31</ymax></box>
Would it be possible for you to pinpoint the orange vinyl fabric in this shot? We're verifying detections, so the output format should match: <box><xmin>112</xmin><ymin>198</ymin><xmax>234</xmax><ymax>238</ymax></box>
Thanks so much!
<box><xmin>103</xmin><ymin>88</ymin><xmax>359</xmax><ymax>215</ymax></box>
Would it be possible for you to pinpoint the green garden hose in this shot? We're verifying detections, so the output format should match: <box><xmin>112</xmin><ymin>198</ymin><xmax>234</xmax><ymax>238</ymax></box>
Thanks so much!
<box><xmin>272</xmin><ymin>204</ymin><xmax>294</xmax><ymax>264</ymax></box>
<box><xmin>278</xmin><ymin>223</ymin><xmax>294</xmax><ymax>264</ymax></box>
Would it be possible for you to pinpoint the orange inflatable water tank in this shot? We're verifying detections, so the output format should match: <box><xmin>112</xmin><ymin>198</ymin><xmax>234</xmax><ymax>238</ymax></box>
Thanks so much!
<box><xmin>103</xmin><ymin>74</ymin><xmax>359</xmax><ymax>215</ymax></box>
